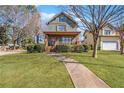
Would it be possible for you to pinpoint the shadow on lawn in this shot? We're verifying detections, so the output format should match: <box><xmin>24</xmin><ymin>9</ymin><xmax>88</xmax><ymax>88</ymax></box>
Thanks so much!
<box><xmin>64</xmin><ymin>53</ymin><xmax>124</xmax><ymax>69</ymax></box>
<box><xmin>81</xmin><ymin>61</ymin><xmax>124</xmax><ymax>69</ymax></box>
<box><xmin>66</xmin><ymin>53</ymin><xmax>92</xmax><ymax>58</ymax></box>
<box><xmin>62</xmin><ymin>57</ymin><xmax>124</xmax><ymax>69</ymax></box>
<box><xmin>98</xmin><ymin>51</ymin><xmax>120</xmax><ymax>55</ymax></box>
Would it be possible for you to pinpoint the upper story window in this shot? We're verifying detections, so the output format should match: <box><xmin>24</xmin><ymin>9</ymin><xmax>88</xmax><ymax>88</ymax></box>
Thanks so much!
<box><xmin>57</xmin><ymin>25</ymin><xmax>66</xmax><ymax>31</ymax></box>
<box><xmin>67</xmin><ymin>20</ymin><xmax>73</xmax><ymax>26</ymax></box>
<box><xmin>59</xmin><ymin>16</ymin><xmax>66</xmax><ymax>22</ymax></box>
<box><xmin>103</xmin><ymin>30</ymin><xmax>112</xmax><ymax>36</ymax></box>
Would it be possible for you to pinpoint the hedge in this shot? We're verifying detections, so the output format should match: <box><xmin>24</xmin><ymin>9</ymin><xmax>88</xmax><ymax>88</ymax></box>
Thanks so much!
<box><xmin>83</xmin><ymin>44</ymin><xmax>90</xmax><ymax>52</ymax></box>
<box><xmin>56</xmin><ymin>45</ymin><xmax>71</xmax><ymax>52</ymax></box>
<box><xmin>27</xmin><ymin>44</ymin><xmax>44</xmax><ymax>53</ymax></box>
<box><xmin>56</xmin><ymin>44</ymin><xmax>90</xmax><ymax>53</ymax></box>
<box><xmin>27</xmin><ymin>44</ymin><xmax>90</xmax><ymax>53</ymax></box>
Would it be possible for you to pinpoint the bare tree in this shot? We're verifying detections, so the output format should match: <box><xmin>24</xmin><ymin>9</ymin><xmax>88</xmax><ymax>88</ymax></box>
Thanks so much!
<box><xmin>22</xmin><ymin>12</ymin><xmax>42</xmax><ymax>44</ymax></box>
<box><xmin>0</xmin><ymin>5</ymin><xmax>39</xmax><ymax>50</ymax></box>
<box><xmin>65</xmin><ymin>5</ymin><xmax>124</xmax><ymax>58</ymax></box>
<box><xmin>0</xmin><ymin>25</ymin><xmax>9</xmax><ymax>50</ymax></box>
<box><xmin>7</xmin><ymin>6</ymin><xmax>36</xmax><ymax>49</ymax></box>
<box><xmin>116</xmin><ymin>16</ymin><xmax>124</xmax><ymax>54</ymax></box>
<box><xmin>0</xmin><ymin>6</ymin><xmax>13</xmax><ymax>50</ymax></box>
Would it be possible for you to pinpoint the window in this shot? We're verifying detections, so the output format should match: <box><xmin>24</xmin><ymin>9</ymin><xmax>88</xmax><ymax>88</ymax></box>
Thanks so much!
<box><xmin>104</xmin><ymin>30</ymin><xmax>112</xmax><ymax>35</ymax></box>
<box><xmin>59</xmin><ymin>37</ymin><xmax>72</xmax><ymax>44</ymax></box>
<box><xmin>57</xmin><ymin>25</ymin><xmax>66</xmax><ymax>31</ymax></box>
<box><xmin>67</xmin><ymin>20</ymin><xmax>73</xmax><ymax>26</ymax></box>
<box><xmin>59</xmin><ymin>16</ymin><xmax>66</xmax><ymax>22</ymax></box>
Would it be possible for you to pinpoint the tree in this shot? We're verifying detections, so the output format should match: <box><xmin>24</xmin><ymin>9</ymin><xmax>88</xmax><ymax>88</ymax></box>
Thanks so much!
<box><xmin>7</xmin><ymin>6</ymin><xmax>37</xmax><ymax>49</ymax></box>
<box><xmin>116</xmin><ymin>17</ymin><xmax>124</xmax><ymax>54</ymax></box>
<box><xmin>65</xmin><ymin>5</ymin><xmax>124</xmax><ymax>58</ymax></box>
<box><xmin>21</xmin><ymin>11</ymin><xmax>42</xmax><ymax>45</ymax></box>
<box><xmin>119</xmin><ymin>24</ymin><xmax>124</xmax><ymax>54</ymax></box>
<box><xmin>0</xmin><ymin>5</ymin><xmax>40</xmax><ymax>50</ymax></box>
<box><xmin>0</xmin><ymin>25</ymin><xmax>9</xmax><ymax>50</ymax></box>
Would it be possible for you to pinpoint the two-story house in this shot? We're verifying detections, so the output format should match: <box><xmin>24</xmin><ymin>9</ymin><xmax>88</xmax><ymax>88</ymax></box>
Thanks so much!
<box><xmin>83</xmin><ymin>24</ymin><xmax>120</xmax><ymax>51</ymax></box>
<box><xmin>43</xmin><ymin>12</ymin><xmax>80</xmax><ymax>52</ymax></box>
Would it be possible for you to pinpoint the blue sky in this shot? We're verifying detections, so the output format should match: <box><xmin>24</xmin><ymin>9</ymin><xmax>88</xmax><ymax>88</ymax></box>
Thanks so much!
<box><xmin>36</xmin><ymin>5</ymin><xmax>62</xmax><ymax>23</ymax></box>
<box><xmin>37</xmin><ymin>5</ymin><xmax>62</xmax><ymax>14</ymax></box>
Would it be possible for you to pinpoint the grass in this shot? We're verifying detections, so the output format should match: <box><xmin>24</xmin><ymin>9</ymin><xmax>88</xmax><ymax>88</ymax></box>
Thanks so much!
<box><xmin>0</xmin><ymin>53</ymin><xmax>73</xmax><ymax>88</ymax></box>
<box><xmin>62</xmin><ymin>51</ymin><xmax>124</xmax><ymax>88</ymax></box>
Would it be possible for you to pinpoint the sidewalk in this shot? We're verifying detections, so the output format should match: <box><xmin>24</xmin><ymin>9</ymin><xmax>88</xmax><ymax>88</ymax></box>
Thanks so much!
<box><xmin>48</xmin><ymin>53</ymin><xmax>110</xmax><ymax>88</ymax></box>
<box><xmin>0</xmin><ymin>50</ymin><xmax>26</xmax><ymax>56</ymax></box>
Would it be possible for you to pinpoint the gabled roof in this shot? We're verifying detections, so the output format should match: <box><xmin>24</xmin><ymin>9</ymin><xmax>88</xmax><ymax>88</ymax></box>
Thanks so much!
<box><xmin>47</xmin><ymin>12</ymin><xmax>77</xmax><ymax>26</ymax></box>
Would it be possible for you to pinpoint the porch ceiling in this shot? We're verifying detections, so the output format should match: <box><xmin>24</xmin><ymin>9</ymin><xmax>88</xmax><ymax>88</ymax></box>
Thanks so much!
<box><xmin>43</xmin><ymin>31</ymin><xmax>80</xmax><ymax>36</ymax></box>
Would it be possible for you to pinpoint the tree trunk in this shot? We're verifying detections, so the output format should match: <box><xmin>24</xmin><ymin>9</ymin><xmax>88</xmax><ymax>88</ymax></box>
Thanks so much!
<box><xmin>122</xmin><ymin>45</ymin><xmax>124</xmax><ymax>54</ymax></box>
<box><xmin>120</xmin><ymin>44</ymin><xmax>123</xmax><ymax>55</ymax></box>
<box><xmin>92</xmin><ymin>41</ymin><xmax>98</xmax><ymax>58</ymax></box>
<box><xmin>120</xmin><ymin>41</ymin><xmax>124</xmax><ymax>55</ymax></box>
<box><xmin>13</xmin><ymin>40</ymin><xmax>16</xmax><ymax>50</ymax></box>
<box><xmin>92</xmin><ymin>32</ymin><xmax>99</xmax><ymax>58</ymax></box>
<box><xmin>2</xmin><ymin>42</ymin><xmax>6</xmax><ymax>51</ymax></box>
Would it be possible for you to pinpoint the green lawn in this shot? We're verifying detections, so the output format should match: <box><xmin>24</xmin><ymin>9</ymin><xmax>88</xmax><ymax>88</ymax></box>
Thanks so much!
<box><xmin>0</xmin><ymin>53</ymin><xmax>73</xmax><ymax>88</ymax></box>
<box><xmin>62</xmin><ymin>51</ymin><xmax>124</xmax><ymax>88</ymax></box>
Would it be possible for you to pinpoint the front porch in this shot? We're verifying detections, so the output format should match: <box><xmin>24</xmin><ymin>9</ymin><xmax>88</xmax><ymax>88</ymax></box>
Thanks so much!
<box><xmin>43</xmin><ymin>31</ymin><xmax>80</xmax><ymax>52</ymax></box>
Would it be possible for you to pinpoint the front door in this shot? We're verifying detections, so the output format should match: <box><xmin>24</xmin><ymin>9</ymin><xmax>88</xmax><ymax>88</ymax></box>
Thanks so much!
<box><xmin>48</xmin><ymin>37</ymin><xmax>56</xmax><ymax>52</ymax></box>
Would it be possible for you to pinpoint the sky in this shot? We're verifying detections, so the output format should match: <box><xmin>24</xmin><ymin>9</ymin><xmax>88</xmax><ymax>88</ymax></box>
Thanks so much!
<box><xmin>36</xmin><ymin>5</ymin><xmax>84</xmax><ymax>41</ymax></box>
<box><xmin>37</xmin><ymin>5</ymin><xmax>63</xmax><ymax>23</ymax></box>
<box><xmin>37</xmin><ymin>5</ymin><xmax>62</xmax><ymax>14</ymax></box>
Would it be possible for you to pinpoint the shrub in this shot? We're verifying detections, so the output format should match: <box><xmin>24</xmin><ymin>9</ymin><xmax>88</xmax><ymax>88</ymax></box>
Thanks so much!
<box><xmin>76</xmin><ymin>45</ymin><xmax>84</xmax><ymax>53</ymax></box>
<box><xmin>26</xmin><ymin>38</ymin><xmax>34</xmax><ymax>44</ymax></box>
<box><xmin>89</xmin><ymin>45</ymin><xmax>93</xmax><ymax>50</ymax></box>
<box><xmin>71</xmin><ymin>45</ymin><xmax>84</xmax><ymax>53</ymax></box>
<box><xmin>56</xmin><ymin>44</ymin><xmax>89</xmax><ymax>53</ymax></box>
<box><xmin>71</xmin><ymin>45</ymin><xmax>76</xmax><ymax>52</ymax></box>
<box><xmin>27</xmin><ymin>44</ymin><xmax>34</xmax><ymax>53</ymax></box>
<box><xmin>83</xmin><ymin>44</ymin><xmax>90</xmax><ymax>52</ymax></box>
<box><xmin>56</xmin><ymin>45</ymin><xmax>71</xmax><ymax>52</ymax></box>
<box><xmin>34</xmin><ymin>44</ymin><xmax>44</xmax><ymax>53</ymax></box>
<box><xmin>97</xmin><ymin>46</ymin><xmax>101</xmax><ymax>50</ymax></box>
<box><xmin>27</xmin><ymin>44</ymin><xmax>44</xmax><ymax>53</ymax></box>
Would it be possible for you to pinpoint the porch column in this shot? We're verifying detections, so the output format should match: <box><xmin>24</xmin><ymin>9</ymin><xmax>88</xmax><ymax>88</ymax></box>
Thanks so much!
<box><xmin>73</xmin><ymin>34</ymin><xmax>80</xmax><ymax>45</ymax></box>
<box><xmin>76</xmin><ymin>34</ymin><xmax>80</xmax><ymax>45</ymax></box>
<box><xmin>44</xmin><ymin>34</ymin><xmax>48</xmax><ymax>52</ymax></box>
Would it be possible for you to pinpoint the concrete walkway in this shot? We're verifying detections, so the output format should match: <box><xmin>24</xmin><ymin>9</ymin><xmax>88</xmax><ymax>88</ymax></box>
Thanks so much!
<box><xmin>48</xmin><ymin>53</ymin><xmax>110</xmax><ymax>88</ymax></box>
<box><xmin>0</xmin><ymin>50</ymin><xmax>26</xmax><ymax>56</ymax></box>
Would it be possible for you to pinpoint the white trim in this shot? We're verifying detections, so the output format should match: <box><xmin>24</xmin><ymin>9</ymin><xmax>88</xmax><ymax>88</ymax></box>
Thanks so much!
<box><xmin>102</xmin><ymin>27</ymin><xmax>116</xmax><ymax>36</ymax></box>
<box><xmin>101</xmin><ymin>41</ymin><xmax>119</xmax><ymax>51</ymax></box>
<box><xmin>103</xmin><ymin>29</ymin><xmax>112</xmax><ymax>36</ymax></box>
<box><xmin>56</xmin><ymin>25</ymin><xmax>66</xmax><ymax>31</ymax></box>
<box><xmin>100</xmin><ymin>41</ymin><xmax>103</xmax><ymax>50</ymax></box>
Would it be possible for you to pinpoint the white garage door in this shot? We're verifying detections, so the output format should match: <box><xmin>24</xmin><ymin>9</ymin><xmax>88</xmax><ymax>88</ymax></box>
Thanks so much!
<box><xmin>102</xmin><ymin>41</ymin><xmax>118</xmax><ymax>50</ymax></box>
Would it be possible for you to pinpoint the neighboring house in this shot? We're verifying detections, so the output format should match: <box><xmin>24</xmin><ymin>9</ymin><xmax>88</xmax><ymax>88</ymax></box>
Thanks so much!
<box><xmin>35</xmin><ymin>34</ymin><xmax>44</xmax><ymax>44</ymax></box>
<box><xmin>43</xmin><ymin>12</ymin><xmax>80</xmax><ymax>52</ymax></box>
<box><xmin>83</xmin><ymin>24</ymin><xmax>120</xmax><ymax>51</ymax></box>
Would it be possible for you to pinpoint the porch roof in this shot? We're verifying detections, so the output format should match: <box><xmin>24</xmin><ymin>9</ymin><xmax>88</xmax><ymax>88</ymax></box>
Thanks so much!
<box><xmin>43</xmin><ymin>31</ymin><xmax>80</xmax><ymax>36</ymax></box>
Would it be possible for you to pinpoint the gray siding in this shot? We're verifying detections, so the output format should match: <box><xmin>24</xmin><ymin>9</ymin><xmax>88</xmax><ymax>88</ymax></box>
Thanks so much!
<box><xmin>47</xmin><ymin>15</ymin><xmax>77</xmax><ymax>32</ymax></box>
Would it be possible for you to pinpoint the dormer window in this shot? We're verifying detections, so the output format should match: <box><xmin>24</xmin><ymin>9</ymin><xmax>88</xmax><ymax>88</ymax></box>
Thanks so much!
<box><xmin>59</xmin><ymin>16</ymin><xmax>66</xmax><ymax>22</ymax></box>
<box><xmin>104</xmin><ymin>30</ymin><xmax>112</xmax><ymax>35</ymax></box>
<box><xmin>57</xmin><ymin>25</ymin><xmax>66</xmax><ymax>31</ymax></box>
